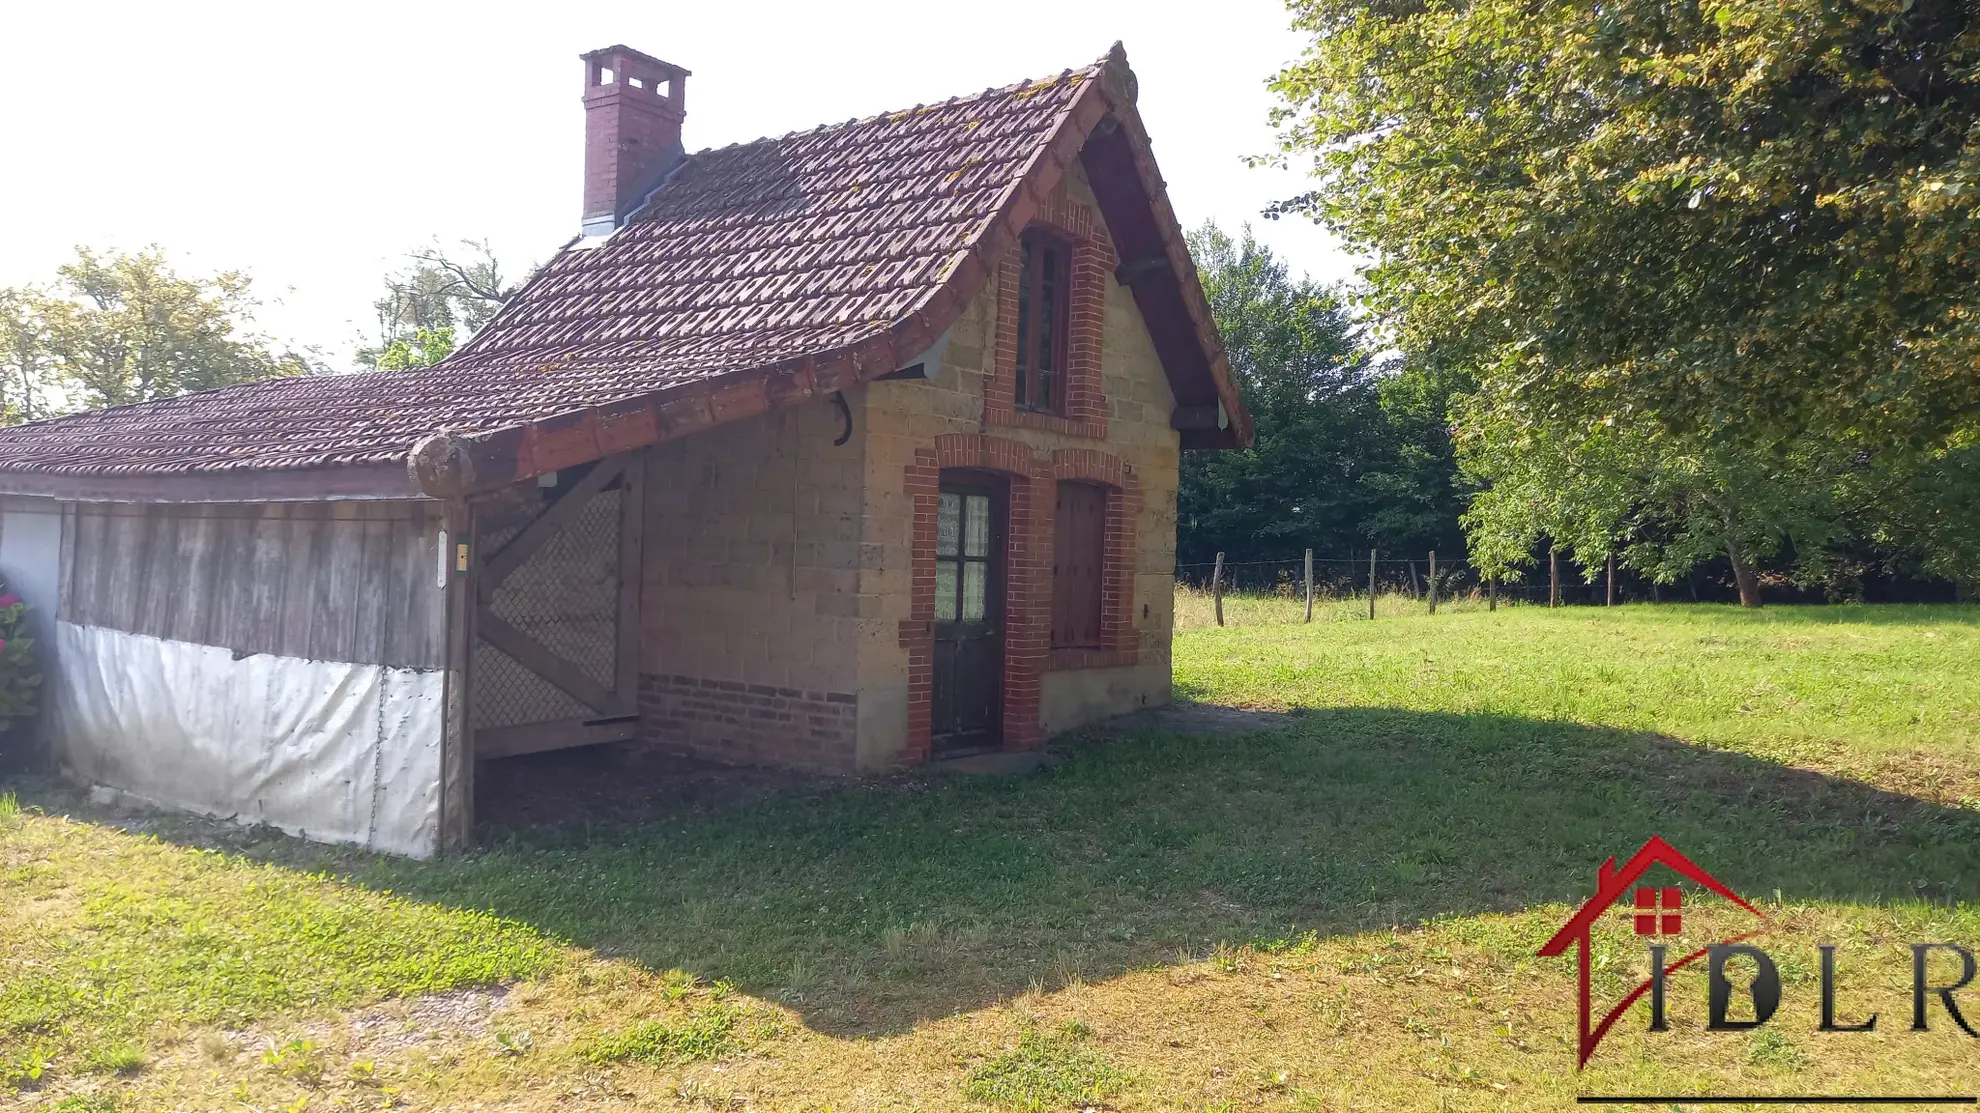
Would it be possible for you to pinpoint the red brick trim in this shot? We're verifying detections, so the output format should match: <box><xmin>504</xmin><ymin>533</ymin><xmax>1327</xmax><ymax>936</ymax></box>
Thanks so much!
<box><xmin>986</xmin><ymin>187</ymin><xmax>1115</xmax><ymax>441</ymax></box>
<box><xmin>900</xmin><ymin>447</ymin><xmax>939</xmax><ymax>761</ymax></box>
<box><xmin>898</xmin><ymin>435</ymin><xmax>1054</xmax><ymax>764</ymax></box>
<box><xmin>933</xmin><ymin>433</ymin><xmax>1038</xmax><ymax>477</ymax></box>
<box><xmin>1050</xmin><ymin>447</ymin><xmax>1128</xmax><ymax>490</ymax></box>
<box><xmin>1047</xmin><ymin>447</ymin><xmax>1140</xmax><ymax>668</ymax></box>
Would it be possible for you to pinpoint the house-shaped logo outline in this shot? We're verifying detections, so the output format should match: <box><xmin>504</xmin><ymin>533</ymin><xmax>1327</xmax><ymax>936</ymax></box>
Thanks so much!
<box><xmin>1537</xmin><ymin>835</ymin><xmax>1768</xmax><ymax>1067</ymax></box>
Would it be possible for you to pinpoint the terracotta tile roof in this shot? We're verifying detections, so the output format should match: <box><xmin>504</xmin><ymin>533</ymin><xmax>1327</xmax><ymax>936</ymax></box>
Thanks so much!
<box><xmin>0</xmin><ymin>45</ymin><xmax>1250</xmax><ymax>501</ymax></box>
<box><xmin>451</xmin><ymin>64</ymin><xmax>1096</xmax><ymax>385</ymax></box>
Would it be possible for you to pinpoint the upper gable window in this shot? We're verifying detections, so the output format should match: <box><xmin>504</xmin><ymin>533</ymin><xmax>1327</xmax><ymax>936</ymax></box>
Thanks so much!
<box><xmin>1015</xmin><ymin>228</ymin><xmax>1073</xmax><ymax>414</ymax></box>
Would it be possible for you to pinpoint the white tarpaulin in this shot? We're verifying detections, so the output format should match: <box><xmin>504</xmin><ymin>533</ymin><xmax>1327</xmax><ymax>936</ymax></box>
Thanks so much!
<box><xmin>47</xmin><ymin>621</ymin><xmax>444</xmax><ymax>857</ymax></box>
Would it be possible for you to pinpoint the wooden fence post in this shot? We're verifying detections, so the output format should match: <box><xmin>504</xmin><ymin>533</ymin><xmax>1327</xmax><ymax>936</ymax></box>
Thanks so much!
<box><xmin>1428</xmin><ymin>550</ymin><xmax>1438</xmax><ymax>614</ymax></box>
<box><xmin>1368</xmin><ymin>548</ymin><xmax>1377</xmax><ymax>620</ymax></box>
<box><xmin>1408</xmin><ymin>559</ymin><xmax>1422</xmax><ymax>599</ymax></box>
<box><xmin>1606</xmin><ymin>553</ymin><xmax>1616</xmax><ymax>607</ymax></box>
<box><xmin>1212</xmin><ymin>552</ymin><xmax>1225</xmax><ymax>627</ymax></box>
<box><xmin>1488</xmin><ymin>573</ymin><xmax>1498</xmax><ymax>612</ymax></box>
<box><xmin>1550</xmin><ymin>547</ymin><xmax>1561</xmax><ymax>608</ymax></box>
<box><xmin>1303</xmin><ymin>548</ymin><xmax>1314</xmax><ymax>624</ymax></box>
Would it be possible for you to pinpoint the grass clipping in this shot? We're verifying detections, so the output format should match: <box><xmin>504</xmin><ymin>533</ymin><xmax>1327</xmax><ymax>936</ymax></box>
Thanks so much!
<box><xmin>963</xmin><ymin>1021</ymin><xmax>1125</xmax><ymax>1110</ymax></box>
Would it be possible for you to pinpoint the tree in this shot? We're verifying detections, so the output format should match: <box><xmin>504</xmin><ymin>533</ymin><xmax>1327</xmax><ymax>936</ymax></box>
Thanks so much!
<box><xmin>357</xmin><ymin>239</ymin><xmax>525</xmax><ymax>371</ymax></box>
<box><xmin>1459</xmin><ymin>412</ymin><xmax>1845</xmax><ymax>606</ymax></box>
<box><xmin>1363</xmin><ymin>355</ymin><xmax>1470</xmax><ymax>557</ymax></box>
<box><xmin>375</xmin><ymin>327</ymin><xmax>457</xmax><ymax>371</ymax></box>
<box><xmin>0</xmin><ymin>287</ymin><xmax>55</xmax><ymax>424</ymax></box>
<box><xmin>39</xmin><ymin>247</ymin><xmax>314</xmax><ymax>409</ymax></box>
<box><xmin>1266</xmin><ymin>0</ymin><xmax>1980</xmax><ymax>457</ymax></box>
<box><xmin>1458</xmin><ymin>397</ymin><xmax>1980</xmax><ymax>605</ymax></box>
<box><xmin>1177</xmin><ymin>224</ymin><xmax>1465</xmax><ymax>565</ymax></box>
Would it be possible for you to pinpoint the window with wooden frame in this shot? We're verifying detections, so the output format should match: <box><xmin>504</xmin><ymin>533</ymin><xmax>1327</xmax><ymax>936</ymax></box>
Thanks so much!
<box><xmin>1015</xmin><ymin>227</ymin><xmax>1073</xmax><ymax>415</ymax></box>
<box><xmin>935</xmin><ymin>487</ymin><xmax>998</xmax><ymax>625</ymax></box>
<box><xmin>1051</xmin><ymin>481</ymin><xmax>1107</xmax><ymax>649</ymax></box>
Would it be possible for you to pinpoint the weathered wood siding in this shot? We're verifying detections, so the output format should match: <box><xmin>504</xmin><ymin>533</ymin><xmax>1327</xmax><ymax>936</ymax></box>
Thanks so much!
<box><xmin>60</xmin><ymin>501</ymin><xmax>447</xmax><ymax>669</ymax></box>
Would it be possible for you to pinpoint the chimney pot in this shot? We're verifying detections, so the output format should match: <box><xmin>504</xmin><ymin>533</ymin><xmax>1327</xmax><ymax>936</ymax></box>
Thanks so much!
<box><xmin>580</xmin><ymin>45</ymin><xmax>690</xmax><ymax>236</ymax></box>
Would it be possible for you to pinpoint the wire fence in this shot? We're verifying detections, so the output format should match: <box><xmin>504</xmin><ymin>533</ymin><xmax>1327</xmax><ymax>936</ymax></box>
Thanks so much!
<box><xmin>1172</xmin><ymin>550</ymin><xmax>1621</xmax><ymax>629</ymax></box>
<box><xmin>1175</xmin><ymin>548</ymin><xmax>1972</xmax><ymax>624</ymax></box>
<box><xmin>1175</xmin><ymin>553</ymin><xmax>1556</xmax><ymax>605</ymax></box>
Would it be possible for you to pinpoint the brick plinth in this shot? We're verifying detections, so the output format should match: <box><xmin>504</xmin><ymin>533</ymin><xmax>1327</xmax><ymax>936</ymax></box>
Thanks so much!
<box><xmin>638</xmin><ymin>673</ymin><xmax>857</xmax><ymax>772</ymax></box>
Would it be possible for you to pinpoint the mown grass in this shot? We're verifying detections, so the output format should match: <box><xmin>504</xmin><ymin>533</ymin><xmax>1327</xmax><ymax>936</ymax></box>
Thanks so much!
<box><xmin>961</xmin><ymin>1021</ymin><xmax>1126</xmax><ymax>1110</ymax></box>
<box><xmin>2</xmin><ymin>602</ymin><xmax>1978</xmax><ymax>1110</ymax></box>
<box><xmin>0</xmin><ymin>810</ymin><xmax>557</xmax><ymax>1061</ymax></box>
<box><xmin>1176</xmin><ymin>597</ymin><xmax>1980</xmax><ymax>783</ymax></box>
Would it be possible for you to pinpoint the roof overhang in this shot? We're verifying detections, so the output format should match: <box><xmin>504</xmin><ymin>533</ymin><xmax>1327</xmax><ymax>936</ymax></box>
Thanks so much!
<box><xmin>0</xmin><ymin>461</ymin><xmax>424</xmax><ymax>504</ymax></box>
<box><xmin>1076</xmin><ymin>64</ymin><xmax>1253</xmax><ymax>450</ymax></box>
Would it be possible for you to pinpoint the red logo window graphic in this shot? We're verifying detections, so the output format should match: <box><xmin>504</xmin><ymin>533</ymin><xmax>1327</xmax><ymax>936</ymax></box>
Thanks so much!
<box><xmin>1634</xmin><ymin>886</ymin><xmax>1681</xmax><ymax>936</ymax></box>
<box><xmin>1537</xmin><ymin>836</ymin><xmax>1767</xmax><ymax>1067</ymax></box>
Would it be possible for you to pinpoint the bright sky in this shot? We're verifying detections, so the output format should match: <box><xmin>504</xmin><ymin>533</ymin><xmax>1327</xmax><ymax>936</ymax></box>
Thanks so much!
<box><xmin>0</xmin><ymin>0</ymin><xmax>1357</xmax><ymax>368</ymax></box>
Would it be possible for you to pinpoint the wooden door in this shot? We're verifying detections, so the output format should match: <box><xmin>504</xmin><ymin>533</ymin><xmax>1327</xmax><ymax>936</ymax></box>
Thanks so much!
<box><xmin>468</xmin><ymin>453</ymin><xmax>643</xmax><ymax>761</ymax></box>
<box><xmin>931</xmin><ymin>477</ymin><xmax>1004</xmax><ymax>755</ymax></box>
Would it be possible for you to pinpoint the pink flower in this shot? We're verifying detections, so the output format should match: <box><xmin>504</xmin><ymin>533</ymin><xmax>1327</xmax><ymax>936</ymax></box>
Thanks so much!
<box><xmin>0</xmin><ymin>595</ymin><xmax>21</xmax><ymax>609</ymax></box>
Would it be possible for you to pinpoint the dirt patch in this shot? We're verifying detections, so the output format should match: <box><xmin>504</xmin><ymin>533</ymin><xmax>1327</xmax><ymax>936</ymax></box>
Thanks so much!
<box><xmin>345</xmin><ymin>986</ymin><xmax>511</xmax><ymax>1055</ymax></box>
<box><xmin>473</xmin><ymin>744</ymin><xmax>830</xmax><ymax>834</ymax></box>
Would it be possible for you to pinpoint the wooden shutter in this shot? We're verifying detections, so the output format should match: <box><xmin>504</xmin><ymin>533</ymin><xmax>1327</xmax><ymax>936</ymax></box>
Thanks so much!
<box><xmin>1052</xmin><ymin>482</ymin><xmax>1106</xmax><ymax>648</ymax></box>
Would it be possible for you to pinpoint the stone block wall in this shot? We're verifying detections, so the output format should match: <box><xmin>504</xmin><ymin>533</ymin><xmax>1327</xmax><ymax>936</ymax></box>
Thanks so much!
<box><xmin>636</xmin><ymin>399</ymin><xmax>866</xmax><ymax>769</ymax></box>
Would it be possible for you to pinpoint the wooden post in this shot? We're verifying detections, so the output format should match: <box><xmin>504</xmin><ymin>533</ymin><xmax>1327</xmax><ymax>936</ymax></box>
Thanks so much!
<box><xmin>1606</xmin><ymin>553</ymin><xmax>1616</xmax><ymax>607</ymax></box>
<box><xmin>1409</xmin><ymin>559</ymin><xmax>1422</xmax><ymax>599</ymax></box>
<box><xmin>438</xmin><ymin>498</ymin><xmax>475</xmax><ymax>853</ymax></box>
<box><xmin>617</xmin><ymin>454</ymin><xmax>645</xmax><ymax>702</ymax></box>
<box><xmin>1303</xmin><ymin>548</ymin><xmax>1314</xmax><ymax>623</ymax></box>
<box><xmin>1549</xmin><ymin>546</ymin><xmax>1561</xmax><ymax>608</ymax></box>
<box><xmin>1488</xmin><ymin>573</ymin><xmax>1498</xmax><ymax>612</ymax></box>
<box><xmin>1428</xmin><ymin>551</ymin><xmax>1438</xmax><ymax>614</ymax></box>
<box><xmin>1212</xmin><ymin>551</ymin><xmax>1225</xmax><ymax>627</ymax></box>
<box><xmin>1368</xmin><ymin>548</ymin><xmax>1377</xmax><ymax>620</ymax></box>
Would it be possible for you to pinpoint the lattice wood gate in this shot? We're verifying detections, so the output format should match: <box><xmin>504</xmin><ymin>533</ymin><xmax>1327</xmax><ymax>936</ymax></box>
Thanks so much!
<box><xmin>468</xmin><ymin>453</ymin><xmax>643</xmax><ymax>761</ymax></box>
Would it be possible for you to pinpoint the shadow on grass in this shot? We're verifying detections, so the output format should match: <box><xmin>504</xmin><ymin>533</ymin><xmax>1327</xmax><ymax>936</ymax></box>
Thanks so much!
<box><xmin>32</xmin><ymin>705</ymin><xmax>1980</xmax><ymax>1038</ymax></box>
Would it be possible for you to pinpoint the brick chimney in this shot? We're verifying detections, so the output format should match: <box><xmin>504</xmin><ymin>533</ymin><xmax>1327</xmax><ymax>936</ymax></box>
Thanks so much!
<box><xmin>580</xmin><ymin>45</ymin><xmax>690</xmax><ymax>236</ymax></box>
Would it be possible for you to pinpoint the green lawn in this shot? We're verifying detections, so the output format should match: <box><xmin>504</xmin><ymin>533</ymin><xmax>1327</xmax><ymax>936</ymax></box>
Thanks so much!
<box><xmin>1177</xmin><ymin>596</ymin><xmax>1980</xmax><ymax>787</ymax></box>
<box><xmin>5</xmin><ymin>603</ymin><xmax>1980</xmax><ymax>1110</ymax></box>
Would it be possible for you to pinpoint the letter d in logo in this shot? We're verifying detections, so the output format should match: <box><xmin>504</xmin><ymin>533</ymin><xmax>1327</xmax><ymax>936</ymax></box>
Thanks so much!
<box><xmin>1708</xmin><ymin>944</ymin><xmax>1781</xmax><ymax>1030</ymax></box>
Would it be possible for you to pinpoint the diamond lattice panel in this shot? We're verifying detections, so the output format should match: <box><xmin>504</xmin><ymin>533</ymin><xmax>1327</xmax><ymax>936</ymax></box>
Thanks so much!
<box><xmin>472</xmin><ymin>486</ymin><xmax>622</xmax><ymax>729</ymax></box>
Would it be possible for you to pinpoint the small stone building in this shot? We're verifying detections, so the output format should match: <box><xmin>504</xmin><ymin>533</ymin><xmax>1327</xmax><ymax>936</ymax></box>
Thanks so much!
<box><xmin>0</xmin><ymin>42</ymin><xmax>1251</xmax><ymax>855</ymax></box>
